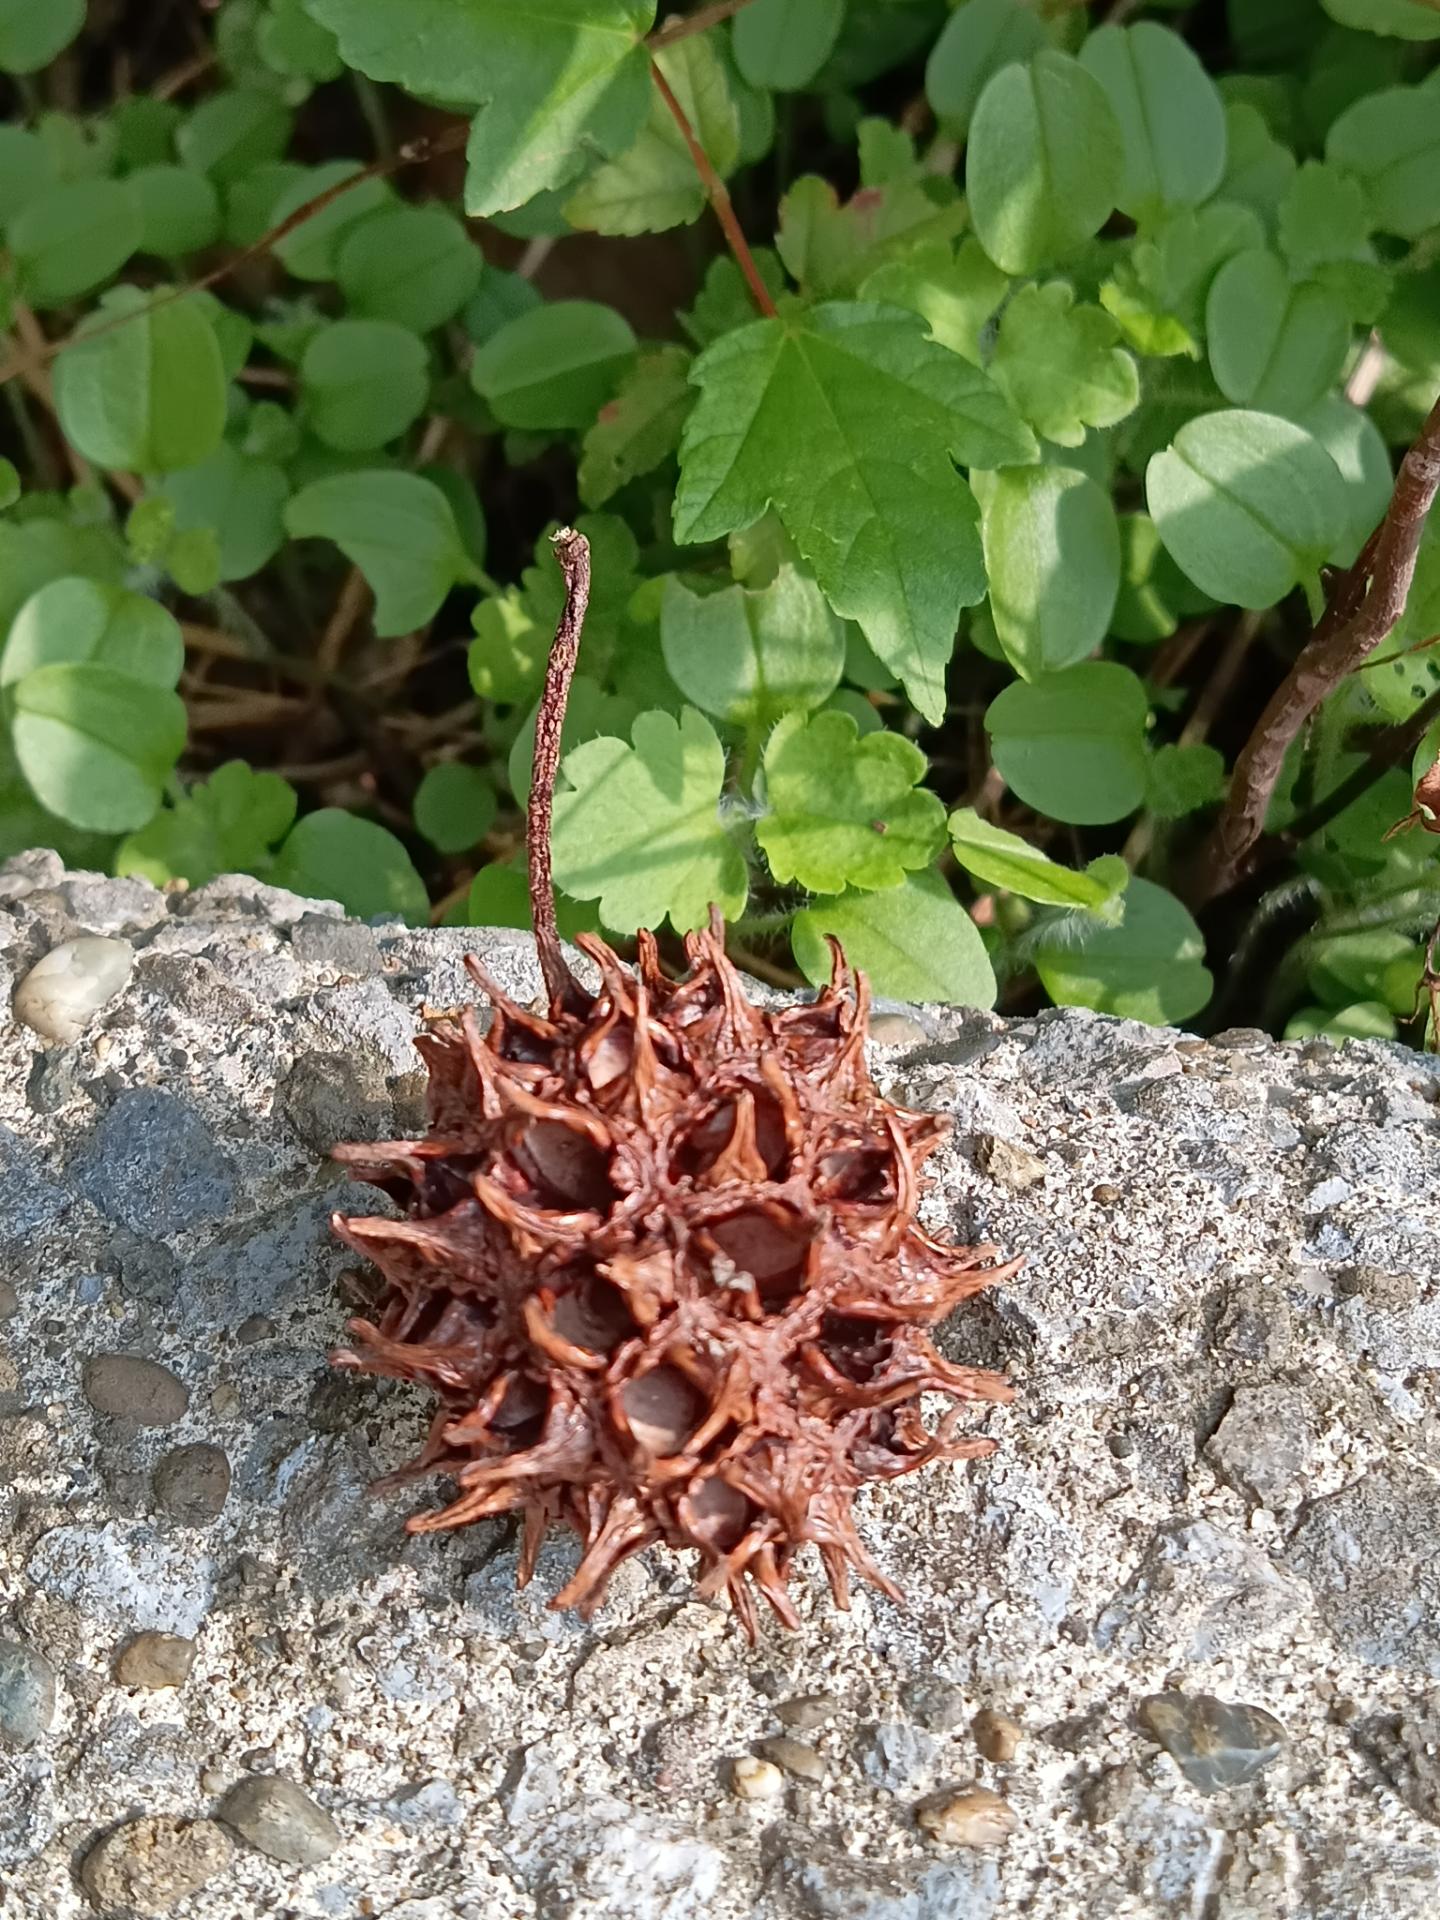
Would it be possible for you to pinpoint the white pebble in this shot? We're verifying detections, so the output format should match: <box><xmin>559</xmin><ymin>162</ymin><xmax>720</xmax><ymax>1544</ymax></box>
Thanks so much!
<box><xmin>13</xmin><ymin>936</ymin><xmax>134</xmax><ymax>1043</ymax></box>
<box><xmin>731</xmin><ymin>1756</ymin><xmax>785</xmax><ymax>1802</ymax></box>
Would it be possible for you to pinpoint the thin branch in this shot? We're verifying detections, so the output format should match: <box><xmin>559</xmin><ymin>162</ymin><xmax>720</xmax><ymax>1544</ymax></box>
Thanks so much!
<box><xmin>1195</xmin><ymin>390</ymin><xmax>1440</xmax><ymax>905</ymax></box>
<box><xmin>313</xmin><ymin>568</ymin><xmax>373</xmax><ymax>682</ymax></box>
<box><xmin>529</xmin><ymin>529</ymin><xmax>592</xmax><ymax>1011</ymax></box>
<box><xmin>651</xmin><ymin>58</ymin><xmax>778</xmax><ymax>320</ymax></box>
<box><xmin>648</xmin><ymin>1</ymin><xmax>762</xmax><ymax>51</ymax></box>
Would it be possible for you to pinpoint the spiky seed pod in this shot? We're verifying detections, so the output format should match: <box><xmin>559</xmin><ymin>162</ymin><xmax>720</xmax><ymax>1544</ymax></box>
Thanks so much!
<box><xmin>329</xmin><ymin>527</ymin><xmax>1018</xmax><ymax>1636</ymax></box>
<box><xmin>331</xmin><ymin>915</ymin><xmax>1018</xmax><ymax>1637</ymax></box>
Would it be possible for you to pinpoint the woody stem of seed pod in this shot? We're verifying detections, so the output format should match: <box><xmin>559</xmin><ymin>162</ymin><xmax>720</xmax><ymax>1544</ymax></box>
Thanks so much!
<box><xmin>528</xmin><ymin>527</ymin><xmax>592</xmax><ymax>1011</ymax></box>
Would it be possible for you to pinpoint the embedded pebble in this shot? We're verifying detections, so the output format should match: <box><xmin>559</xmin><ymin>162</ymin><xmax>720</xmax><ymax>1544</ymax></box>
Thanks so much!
<box><xmin>731</xmin><ymin>1756</ymin><xmax>785</xmax><ymax>1801</ymax></box>
<box><xmin>974</xmin><ymin>1132</ymin><xmax>1046</xmax><ymax>1192</ymax></box>
<box><xmin>80</xmin><ymin>1814</ymin><xmax>232</xmax><ymax>1914</ymax></box>
<box><xmin>219</xmin><ymin>1773</ymin><xmax>342</xmax><ymax>1864</ymax></box>
<box><xmin>0</xmin><ymin>1636</ymin><xmax>57</xmax><ymax>1747</ymax></box>
<box><xmin>860</xmin><ymin>1720</ymin><xmax>936</xmax><ymax>1791</ymax></box>
<box><xmin>115</xmin><ymin>1632</ymin><xmax>196</xmax><ymax>1690</ymax></box>
<box><xmin>757</xmin><ymin>1735</ymin><xmax>829</xmax><ymax>1783</ymax></box>
<box><xmin>0</xmin><ymin>1277</ymin><xmax>16</xmax><ymax>1318</ymax></box>
<box><xmin>82</xmin><ymin>1353</ymin><xmax>190</xmax><ymax>1427</ymax></box>
<box><xmin>918</xmin><ymin>1787</ymin><xmax>1019</xmax><ymax>1848</ymax></box>
<box><xmin>900</xmin><ymin>1677</ymin><xmax>969</xmax><ymax>1732</ymax></box>
<box><xmin>1137</xmin><ymin>1691</ymin><xmax>1287</xmax><ymax>1794</ymax></box>
<box><xmin>390</xmin><ymin>1778</ymin><xmax>463</xmax><ymax>1828</ymax></box>
<box><xmin>972</xmin><ymin>1709</ymin><xmax>1023</xmax><ymax>1764</ymax></box>
<box><xmin>774</xmin><ymin>1692</ymin><xmax>840</xmax><ymax>1731</ymax></box>
<box><xmin>13</xmin><ymin>935</ymin><xmax>133</xmax><ymax>1042</ymax></box>
<box><xmin>291</xmin><ymin>911</ymin><xmax>381</xmax><ymax>975</ymax></box>
<box><xmin>867</xmin><ymin>1012</ymin><xmax>929</xmax><ymax>1048</ymax></box>
<box><xmin>152</xmin><ymin>1442</ymin><xmax>231</xmax><ymax>1523</ymax></box>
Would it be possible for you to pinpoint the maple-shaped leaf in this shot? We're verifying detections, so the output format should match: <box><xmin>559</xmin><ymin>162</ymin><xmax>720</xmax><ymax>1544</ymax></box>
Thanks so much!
<box><xmin>551</xmin><ymin>706</ymin><xmax>747</xmax><ymax>933</ymax></box>
<box><xmin>990</xmin><ymin>281</ymin><xmax>1139</xmax><ymax>447</ymax></box>
<box><xmin>674</xmin><ymin>301</ymin><xmax>1035</xmax><ymax>723</ymax></box>
<box><xmin>756</xmin><ymin>708</ymin><xmax>946</xmax><ymax>894</ymax></box>
<box><xmin>304</xmin><ymin>0</ymin><xmax>656</xmax><ymax>215</ymax></box>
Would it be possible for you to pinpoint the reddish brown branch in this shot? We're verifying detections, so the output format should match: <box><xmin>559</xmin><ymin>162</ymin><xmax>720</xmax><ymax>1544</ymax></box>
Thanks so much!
<box><xmin>650</xmin><ymin>59</ymin><xmax>777</xmax><ymax>320</ymax></box>
<box><xmin>648</xmin><ymin>0</ymin><xmax>762</xmax><ymax>49</ymax></box>
<box><xmin>529</xmin><ymin>529</ymin><xmax>592</xmax><ymax>1010</ymax></box>
<box><xmin>1195</xmin><ymin>391</ymin><xmax>1440</xmax><ymax>905</ymax></box>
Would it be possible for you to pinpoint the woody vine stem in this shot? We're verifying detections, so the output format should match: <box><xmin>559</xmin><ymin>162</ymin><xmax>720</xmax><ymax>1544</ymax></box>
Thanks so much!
<box><xmin>528</xmin><ymin>529</ymin><xmax>592</xmax><ymax>1012</ymax></box>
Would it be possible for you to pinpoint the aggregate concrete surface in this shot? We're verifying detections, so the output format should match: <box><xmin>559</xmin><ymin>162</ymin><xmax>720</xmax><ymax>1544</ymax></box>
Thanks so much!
<box><xmin>1</xmin><ymin>850</ymin><xmax>1439</xmax><ymax>1919</ymax></box>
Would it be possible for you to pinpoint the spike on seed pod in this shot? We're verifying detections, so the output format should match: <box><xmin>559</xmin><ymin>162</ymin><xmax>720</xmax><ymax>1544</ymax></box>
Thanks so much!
<box><xmin>329</xmin><ymin>528</ymin><xmax>1019</xmax><ymax>1638</ymax></box>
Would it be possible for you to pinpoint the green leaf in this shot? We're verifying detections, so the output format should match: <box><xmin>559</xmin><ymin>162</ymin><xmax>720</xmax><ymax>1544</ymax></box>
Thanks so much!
<box><xmin>305</xmin><ymin>0</ymin><xmax>656</xmax><ymax>217</ymax></box>
<box><xmin>0</xmin><ymin>0</ymin><xmax>84</xmax><ymax>73</ymax></box>
<box><xmin>966</xmin><ymin>51</ymin><xmax>1123</xmax><ymax>275</ymax></box>
<box><xmin>260</xmin><ymin>0</ymin><xmax>345</xmax><ymax>79</ymax></box>
<box><xmin>468</xmin><ymin>590</ymin><xmax>548</xmax><ymax>705</ymax></box>
<box><xmin>0</xmin><ymin>518</ymin><xmax>125</xmax><ymax>642</ymax></box>
<box><xmin>1205</xmin><ymin>248</ymin><xmax>1351</xmax><ymax>416</ymax></box>
<box><xmin>1</xmin><ymin>578</ymin><xmax>182</xmax><ymax>690</ymax></box>
<box><xmin>1219</xmin><ymin>102</ymin><xmax>1297</xmax><ymax>223</ymax></box>
<box><xmin>129</xmin><ymin>164</ymin><xmax>222</xmax><ymax>256</ymax></box>
<box><xmin>300</xmin><ymin>318</ymin><xmax>430</xmax><ymax>451</ymax></box>
<box><xmin>1146</xmin><ymin>409</ymin><xmax>1347</xmax><ymax>607</ymax></box>
<box><xmin>578</xmin><ymin>343</ymin><xmax>693</xmax><ymax>506</ymax></box>
<box><xmin>0</xmin><ymin>459</ymin><xmax>19</xmax><ymax>509</ymax></box>
<box><xmin>1033</xmin><ymin>876</ymin><xmax>1212</xmax><ymax>1024</ymax></box>
<box><xmin>463</xmin><ymin>860</ymin><xmax>601</xmax><ymax>938</ymax></box>
<box><xmin>659</xmin><ymin>567</ymin><xmax>844</xmax><ymax>729</ymax></box>
<box><xmin>776</xmin><ymin>172</ymin><xmax>968</xmax><ymax>299</ymax></box>
<box><xmin>54</xmin><ymin>287</ymin><xmax>227</xmax><ymax>474</ymax></box>
<box><xmin>551</xmin><ymin>706</ymin><xmax>746</xmax><ymax>933</ymax></box>
<box><xmin>413</xmin><ymin>762</ymin><xmax>498</xmax><ymax>853</ymax></box>
<box><xmin>565</xmin><ymin>34</ymin><xmax>738</xmax><ymax>235</ymax></box>
<box><xmin>166</xmin><ymin>527</ymin><xmax>221</xmax><ymax>597</ymax></box>
<box><xmin>980</xmin><ymin>465</ymin><xmax>1120</xmax><ymax>679</ymax></box>
<box><xmin>733</xmin><ymin>0</ymin><xmax>845</xmax><ymax>90</ymax></box>
<box><xmin>859</xmin><ymin>239</ymin><xmax>1010</xmax><ymax>367</ymax></box>
<box><xmin>336</xmin><ymin>205</ymin><xmax>483</xmax><ymax>332</ymax></box>
<box><xmin>177</xmin><ymin>90</ymin><xmax>293</xmax><ymax>184</ymax></box>
<box><xmin>791</xmin><ymin>869</ymin><xmax>996</xmax><ymax>1009</ymax></box>
<box><xmin>285</xmin><ymin>471</ymin><xmax>477</xmax><ymax>635</ymax></box>
<box><xmin>1321</xmin><ymin>0</ymin><xmax>1440</xmax><ymax>37</ymax></box>
<box><xmin>116</xmin><ymin>760</ymin><xmax>298</xmax><ymax>887</ymax></box>
<box><xmin>10</xmin><ymin>663</ymin><xmax>186</xmax><ymax>832</ymax></box>
<box><xmin>680</xmin><ymin>249</ymin><xmax>787</xmax><ymax>347</ymax></box>
<box><xmin>675</xmin><ymin>302</ymin><xmax>1034</xmax><ymax>722</ymax></box>
<box><xmin>948</xmin><ymin>807</ymin><xmax>1130</xmax><ymax>910</ymax></box>
<box><xmin>0</xmin><ymin>125</ymin><xmax>55</xmax><ymax>227</ymax></box>
<box><xmin>989</xmin><ymin>282</ymin><xmax>1139</xmax><ymax>448</ymax></box>
<box><xmin>1112</xmin><ymin>513</ymin><xmax>1182</xmax><ymax>643</ymax></box>
<box><xmin>158</xmin><ymin>442</ymin><xmax>290</xmax><ymax>583</ymax></box>
<box><xmin>987</xmin><ymin>662</ymin><xmax>1150</xmax><ymax>826</ymax></box>
<box><xmin>1327</xmin><ymin>81</ymin><xmax>1440</xmax><ymax>238</ymax></box>
<box><xmin>1078</xmin><ymin>21</ymin><xmax>1227</xmax><ymax>217</ymax></box>
<box><xmin>925</xmin><ymin>0</ymin><xmax>1047</xmax><ymax>141</ymax></box>
<box><xmin>271</xmin><ymin>807</ymin><xmax>429</xmax><ymax>922</ymax></box>
<box><xmin>9</xmin><ymin>179</ymin><xmax>142</xmax><ymax>306</ymax></box>
<box><xmin>1101</xmin><ymin>201</ymin><xmax>1264</xmax><ymax>359</ymax></box>
<box><xmin>270</xmin><ymin>160</ymin><xmax>393</xmax><ymax>279</ymax></box>
<box><xmin>471</xmin><ymin>299</ymin><xmax>637</xmax><ymax>430</ymax></box>
<box><xmin>508</xmin><ymin>673</ymin><xmax>641</xmax><ymax>804</ymax></box>
<box><xmin>756</xmin><ymin>708</ymin><xmax>945</xmax><ymax>893</ymax></box>
<box><xmin>1277</xmin><ymin>159</ymin><xmax>1372</xmax><ymax>276</ymax></box>
<box><xmin>1146</xmin><ymin>741</ymin><xmax>1228</xmax><ymax>818</ymax></box>
<box><xmin>1299</xmin><ymin>393</ymin><xmax>1394</xmax><ymax>568</ymax></box>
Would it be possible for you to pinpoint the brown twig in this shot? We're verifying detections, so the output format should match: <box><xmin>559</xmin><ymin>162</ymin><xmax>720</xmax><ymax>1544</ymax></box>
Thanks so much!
<box><xmin>530</xmin><ymin>529</ymin><xmax>592</xmax><ymax>1010</ymax></box>
<box><xmin>648</xmin><ymin>0</ymin><xmax>762</xmax><ymax>49</ymax></box>
<box><xmin>314</xmin><ymin>569</ymin><xmax>373</xmax><ymax>682</ymax></box>
<box><xmin>650</xmin><ymin>59</ymin><xmax>777</xmax><ymax>320</ymax></box>
<box><xmin>1195</xmin><ymin>391</ymin><xmax>1440</xmax><ymax>905</ymax></box>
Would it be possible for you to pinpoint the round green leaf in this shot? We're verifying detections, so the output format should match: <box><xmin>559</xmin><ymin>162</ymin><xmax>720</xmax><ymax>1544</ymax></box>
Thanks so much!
<box><xmin>987</xmin><ymin>662</ymin><xmax>1150</xmax><ymax>826</ymax></box>
<box><xmin>925</xmin><ymin>0</ymin><xmax>1047</xmax><ymax>141</ymax></box>
<box><xmin>54</xmin><ymin>287</ymin><xmax>227</xmax><ymax>475</ymax></box>
<box><xmin>948</xmin><ymin>807</ymin><xmax>1129</xmax><ymax>909</ymax></box>
<box><xmin>129</xmin><ymin>164</ymin><xmax>222</xmax><ymax>257</ymax></box>
<box><xmin>0</xmin><ymin>125</ymin><xmax>55</xmax><ymax>226</ymax></box>
<box><xmin>177</xmin><ymin>90</ymin><xmax>293</xmax><ymax>185</ymax></box>
<box><xmin>733</xmin><ymin>0</ymin><xmax>845</xmax><ymax>91</ymax></box>
<box><xmin>981</xmin><ymin>465</ymin><xmax>1120</xmax><ymax>679</ymax></box>
<box><xmin>1033</xmin><ymin>876</ymin><xmax>1212</xmax><ymax>1024</ymax></box>
<box><xmin>471</xmin><ymin>300</ymin><xmax>638</xmax><ymax>431</ymax></box>
<box><xmin>0</xmin><ymin>0</ymin><xmax>84</xmax><ymax>73</ymax></box>
<box><xmin>336</xmin><ymin>205</ymin><xmax>483</xmax><ymax>333</ymax></box>
<box><xmin>9</xmin><ymin>179</ymin><xmax>142</xmax><ymax>307</ymax></box>
<box><xmin>159</xmin><ymin>443</ymin><xmax>290</xmax><ymax>583</ymax></box>
<box><xmin>967</xmin><ymin>51</ymin><xmax>1124</xmax><ymax>274</ymax></box>
<box><xmin>659</xmin><ymin>567</ymin><xmax>844</xmax><ymax>728</ymax></box>
<box><xmin>1206</xmin><ymin>248</ymin><xmax>1351</xmax><ymax>416</ymax></box>
<box><xmin>1327</xmin><ymin>82</ymin><xmax>1440</xmax><ymax>238</ymax></box>
<box><xmin>791</xmin><ymin>870</ymin><xmax>996</xmax><ymax>1009</ymax></box>
<box><xmin>0</xmin><ymin>519</ymin><xmax>125</xmax><ymax>642</ymax></box>
<box><xmin>300</xmin><ymin>319</ymin><xmax>429</xmax><ymax>452</ymax></box>
<box><xmin>1146</xmin><ymin>409</ymin><xmax>1347</xmax><ymax>607</ymax></box>
<box><xmin>414</xmin><ymin>762</ymin><xmax>498</xmax><ymax>854</ymax></box>
<box><xmin>271</xmin><ymin>161</ymin><xmax>393</xmax><ymax>280</ymax></box>
<box><xmin>11</xmin><ymin>664</ymin><xmax>187</xmax><ymax>832</ymax></box>
<box><xmin>1078</xmin><ymin>21</ymin><xmax>1227</xmax><ymax>217</ymax></box>
<box><xmin>1299</xmin><ymin>394</ymin><xmax>1394</xmax><ymax>569</ymax></box>
<box><xmin>285</xmin><ymin>470</ymin><xmax>476</xmax><ymax>636</ymax></box>
<box><xmin>1</xmin><ymin>578</ymin><xmax>182</xmax><ymax>690</ymax></box>
<box><xmin>1321</xmin><ymin>0</ymin><xmax>1440</xmax><ymax>34</ymax></box>
<box><xmin>271</xmin><ymin>809</ymin><xmax>429</xmax><ymax>923</ymax></box>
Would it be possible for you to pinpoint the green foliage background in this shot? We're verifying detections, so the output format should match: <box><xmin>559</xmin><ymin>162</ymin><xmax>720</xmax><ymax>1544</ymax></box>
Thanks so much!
<box><xmin>2</xmin><ymin>0</ymin><xmax>1440</xmax><ymax>1040</ymax></box>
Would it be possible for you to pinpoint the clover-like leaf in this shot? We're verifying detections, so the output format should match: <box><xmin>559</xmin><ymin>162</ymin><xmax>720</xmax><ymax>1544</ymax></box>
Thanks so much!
<box><xmin>948</xmin><ymin>808</ymin><xmax>1130</xmax><ymax>910</ymax></box>
<box><xmin>990</xmin><ymin>281</ymin><xmax>1139</xmax><ymax>448</ymax></box>
<box><xmin>579</xmin><ymin>344</ymin><xmax>694</xmax><ymax>507</ymax></box>
<box><xmin>1033</xmin><ymin>876</ymin><xmax>1212</xmax><ymax>1024</ymax></box>
<box><xmin>660</xmin><ymin>567</ymin><xmax>843</xmax><ymax>730</ymax></box>
<box><xmin>791</xmin><ymin>869</ymin><xmax>996</xmax><ymax>1008</ymax></box>
<box><xmin>551</xmin><ymin>706</ymin><xmax>747</xmax><ymax>933</ymax></box>
<box><xmin>116</xmin><ymin>760</ymin><xmax>298</xmax><ymax>887</ymax></box>
<box><xmin>756</xmin><ymin>709</ymin><xmax>946</xmax><ymax>894</ymax></box>
<box><xmin>285</xmin><ymin>471</ymin><xmax>480</xmax><ymax>635</ymax></box>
